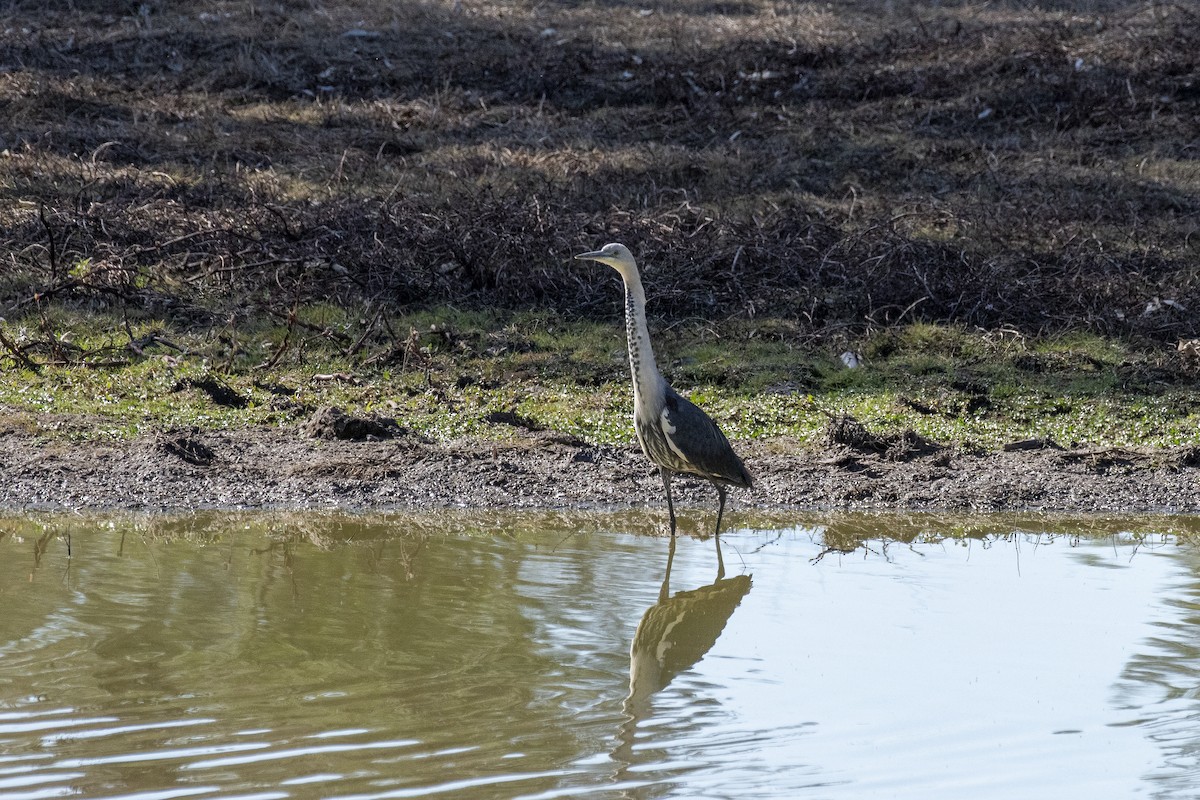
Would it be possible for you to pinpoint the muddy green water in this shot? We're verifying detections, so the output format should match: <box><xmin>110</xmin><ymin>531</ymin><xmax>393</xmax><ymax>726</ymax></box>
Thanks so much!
<box><xmin>2</xmin><ymin>513</ymin><xmax>1200</xmax><ymax>799</ymax></box>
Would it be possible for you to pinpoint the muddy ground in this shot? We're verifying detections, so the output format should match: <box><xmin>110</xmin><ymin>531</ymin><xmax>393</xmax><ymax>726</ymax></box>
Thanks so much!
<box><xmin>3</xmin><ymin>416</ymin><xmax>1197</xmax><ymax>515</ymax></box>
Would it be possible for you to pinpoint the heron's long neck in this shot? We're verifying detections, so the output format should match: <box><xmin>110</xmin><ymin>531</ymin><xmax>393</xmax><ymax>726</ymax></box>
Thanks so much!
<box><xmin>622</xmin><ymin>271</ymin><xmax>663</xmax><ymax>410</ymax></box>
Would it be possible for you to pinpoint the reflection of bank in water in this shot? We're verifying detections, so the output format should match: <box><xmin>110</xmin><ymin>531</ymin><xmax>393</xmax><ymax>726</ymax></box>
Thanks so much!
<box><xmin>626</xmin><ymin>537</ymin><xmax>753</xmax><ymax>711</ymax></box>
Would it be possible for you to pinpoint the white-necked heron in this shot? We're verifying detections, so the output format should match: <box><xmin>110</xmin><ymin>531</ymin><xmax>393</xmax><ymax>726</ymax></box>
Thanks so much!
<box><xmin>576</xmin><ymin>242</ymin><xmax>752</xmax><ymax>573</ymax></box>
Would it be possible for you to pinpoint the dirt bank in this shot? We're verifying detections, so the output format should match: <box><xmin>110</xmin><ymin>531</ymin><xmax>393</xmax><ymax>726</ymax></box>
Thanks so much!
<box><xmin>2</xmin><ymin>417</ymin><xmax>1197</xmax><ymax>515</ymax></box>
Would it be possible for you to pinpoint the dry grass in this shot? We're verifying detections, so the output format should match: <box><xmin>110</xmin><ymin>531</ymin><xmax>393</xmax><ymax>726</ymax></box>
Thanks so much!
<box><xmin>1</xmin><ymin>0</ymin><xmax>1197</xmax><ymax>357</ymax></box>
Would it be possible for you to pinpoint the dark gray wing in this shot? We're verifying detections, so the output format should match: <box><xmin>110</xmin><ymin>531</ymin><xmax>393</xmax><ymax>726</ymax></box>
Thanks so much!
<box><xmin>660</xmin><ymin>386</ymin><xmax>753</xmax><ymax>488</ymax></box>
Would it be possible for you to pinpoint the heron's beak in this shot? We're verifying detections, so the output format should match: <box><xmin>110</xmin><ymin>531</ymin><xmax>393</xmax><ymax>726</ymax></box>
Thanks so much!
<box><xmin>575</xmin><ymin>250</ymin><xmax>607</xmax><ymax>262</ymax></box>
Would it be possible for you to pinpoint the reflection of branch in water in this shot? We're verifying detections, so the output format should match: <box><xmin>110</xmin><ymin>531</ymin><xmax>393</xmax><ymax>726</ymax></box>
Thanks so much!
<box><xmin>59</xmin><ymin>535</ymin><xmax>73</xmax><ymax>588</ymax></box>
<box><xmin>116</xmin><ymin>530</ymin><xmax>164</xmax><ymax>581</ymax></box>
<box><xmin>748</xmin><ymin>531</ymin><xmax>785</xmax><ymax>554</ymax></box>
<box><xmin>369</xmin><ymin>533</ymin><xmax>426</xmax><ymax>581</ymax></box>
<box><xmin>30</xmin><ymin>530</ymin><xmax>72</xmax><ymax>582</ymax></box>
<box><xmin>250</xmin><ymin>539</ymin><xmax>302</xmax><ymax>602</ymax></box>
<box><xmin>33</xmin><ymin>529</ymin><xmax>54</xmax><ymax>568</ymax></box>
<box><xmin>396</xmin><ymin>535</ymin><xmax>425</xmax><ymax>582</ymax></box>
<box><xmin>614</xmin><ymin>537</ymin><xmax>753</xmax><ymax>779</ymax></box>
<box><xmin>810</xmin><ymin>542</ymin><xmax>861</xmax><ymax>565</ymax></box>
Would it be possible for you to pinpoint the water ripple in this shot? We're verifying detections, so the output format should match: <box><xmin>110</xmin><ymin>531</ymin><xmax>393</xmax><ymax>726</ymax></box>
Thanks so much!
<box><xmin>0</xmin><ymin>787</ymin><xmax>79</xmax><ymax>800</ymax></box>
<box><xmin>41</xmin><ymin>717</ymin><xmax>216</xmax><ymax>744</ymax></box>
<box><xmin>335</xmin><ymin>769</ymin><xmax>580</xmax><ymax>800</ymax></box>
<box><xmin>0</xmin><ymin>771</ymin><xmax>85</xmax><ymax>790</ymax></box>
<box><xmin>0</xmin><ymin>716</ymin><xmax>120</xmax><ymax>735</ymax></box>
<box><xmin>182</xmin><ymin>738</ymin><xmax>420</xmax><ymax>770</ymax></box>
<box><xmin>54</xmin><ymin>741</ymin><xmax>271</xmax><ymax>768</ymax></box>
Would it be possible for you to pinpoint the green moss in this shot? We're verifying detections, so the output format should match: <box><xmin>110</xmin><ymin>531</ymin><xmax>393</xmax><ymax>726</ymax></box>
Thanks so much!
<box><xmin>1</xmin><ymin>315</ymin><xmax>1196</xmax><ymax>449</ymax></box>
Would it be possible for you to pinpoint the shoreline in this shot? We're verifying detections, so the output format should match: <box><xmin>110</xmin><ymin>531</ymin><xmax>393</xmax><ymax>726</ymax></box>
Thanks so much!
<box><xmin>3</xmin><ymin>423</ymin><xmax>1198</xmax><ymax>515</ymax></box>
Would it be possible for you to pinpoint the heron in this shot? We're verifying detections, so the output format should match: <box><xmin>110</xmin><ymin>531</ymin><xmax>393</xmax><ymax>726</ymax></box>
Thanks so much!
<box><xmin>575</xmin><ymin>243</ymin><xmax>752</xmax><ymax>575</ymax></box>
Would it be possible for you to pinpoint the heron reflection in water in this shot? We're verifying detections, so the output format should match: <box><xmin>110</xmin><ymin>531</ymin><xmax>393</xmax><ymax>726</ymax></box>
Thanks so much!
<box><xmin>615</xmin><ymin>536</ymin><xmax>753</xmax><ymax>768</ymax></box>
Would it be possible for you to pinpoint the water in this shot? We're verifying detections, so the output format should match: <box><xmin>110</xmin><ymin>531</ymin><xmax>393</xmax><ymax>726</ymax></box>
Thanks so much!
<box><xmin>2</xmin><ymin>512</ymin><xmax>1200</xmax><ymax>799</ymax></box>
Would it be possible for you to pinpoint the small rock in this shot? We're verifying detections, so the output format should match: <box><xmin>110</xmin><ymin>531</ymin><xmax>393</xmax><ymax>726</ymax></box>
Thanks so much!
<box><xmin>160</xmin><ymin>431</ymin><xmax>216</xmax><ymax>466</ymax></box>
<box><xmin>1003</xmin><ymin>438</ymin><xmax>1062</xmax><ymax>452</ymax></box>
<box><xmin>824</xmin><ymin>414</ymin><xmax>885</xmax><ymax>452</ymax></box>
<box><xmin>484</xmin><ymin>410</ymin><xmax>543</xmax><ymax>431</ymax></box>
<box><xmin>303</xmin><ymin>406</ymin><xmax>403</xmax><ymax>441</ymax></box>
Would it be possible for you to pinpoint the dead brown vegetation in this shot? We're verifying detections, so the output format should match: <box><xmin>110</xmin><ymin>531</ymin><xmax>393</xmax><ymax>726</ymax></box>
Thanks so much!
<box><xmin>1</xmin><ymin>0</ymin><xmax>1197</xmax><ymax>342</ymax></box>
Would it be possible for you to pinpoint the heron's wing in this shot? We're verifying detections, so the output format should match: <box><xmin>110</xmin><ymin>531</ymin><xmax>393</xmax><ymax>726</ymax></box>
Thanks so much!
<box><xmin>660</xmin><ymin>386</ymin><xmax>753</xmax><ymax>488</ymax></box>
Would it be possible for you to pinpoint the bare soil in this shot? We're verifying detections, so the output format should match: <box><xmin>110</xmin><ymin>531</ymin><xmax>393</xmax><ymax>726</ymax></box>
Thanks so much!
<box><xmin>2</xmin><ymin>417</ymin><xmax>1197</xmax><ymax>514</ymax></box>
<box><xmin>1</xmin><ymin>0</ymin><xmax>1197</xmax><ymax>343</ymax></box>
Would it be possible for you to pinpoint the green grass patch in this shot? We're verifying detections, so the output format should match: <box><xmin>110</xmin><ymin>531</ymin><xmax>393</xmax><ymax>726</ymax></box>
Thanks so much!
<box><xmin>2</xmin><ymin>312</ymin><xmax>1196</xmax><ymax>450</ymax></box>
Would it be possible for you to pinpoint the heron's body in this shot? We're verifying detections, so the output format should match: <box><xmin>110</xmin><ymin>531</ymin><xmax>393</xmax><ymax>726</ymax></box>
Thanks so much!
<box><xmin>576</xmin><ymin>243</ymin><xmax>752</xmax><ymax>572</ymax></box>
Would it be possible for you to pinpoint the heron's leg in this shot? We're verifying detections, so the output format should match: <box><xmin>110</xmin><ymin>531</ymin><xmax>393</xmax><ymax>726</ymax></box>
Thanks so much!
<box><xmin>660</xmin><ymin>467</ymin><xmax>677</xmax><ymax>537</ymax></box>
<box><xmin>714</xmin><ymin>485</ymin><xmax>727</xmax><ymax>580</ymax></box>
<box><xmin>714</xmin><ymin>485</ymin><xmax>728</xmax><ymax>538</ymax></box>
<box><xmin>659</xmin><ymin>535</ymin><xmax>677</xmax><ymax>604</ymax></box>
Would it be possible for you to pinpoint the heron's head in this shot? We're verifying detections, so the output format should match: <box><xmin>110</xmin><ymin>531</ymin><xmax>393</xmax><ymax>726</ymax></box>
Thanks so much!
<box><xmin>575</xmin><ymin>242</ymin><xmax>638</xmax><ymax>277</ymax></box>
